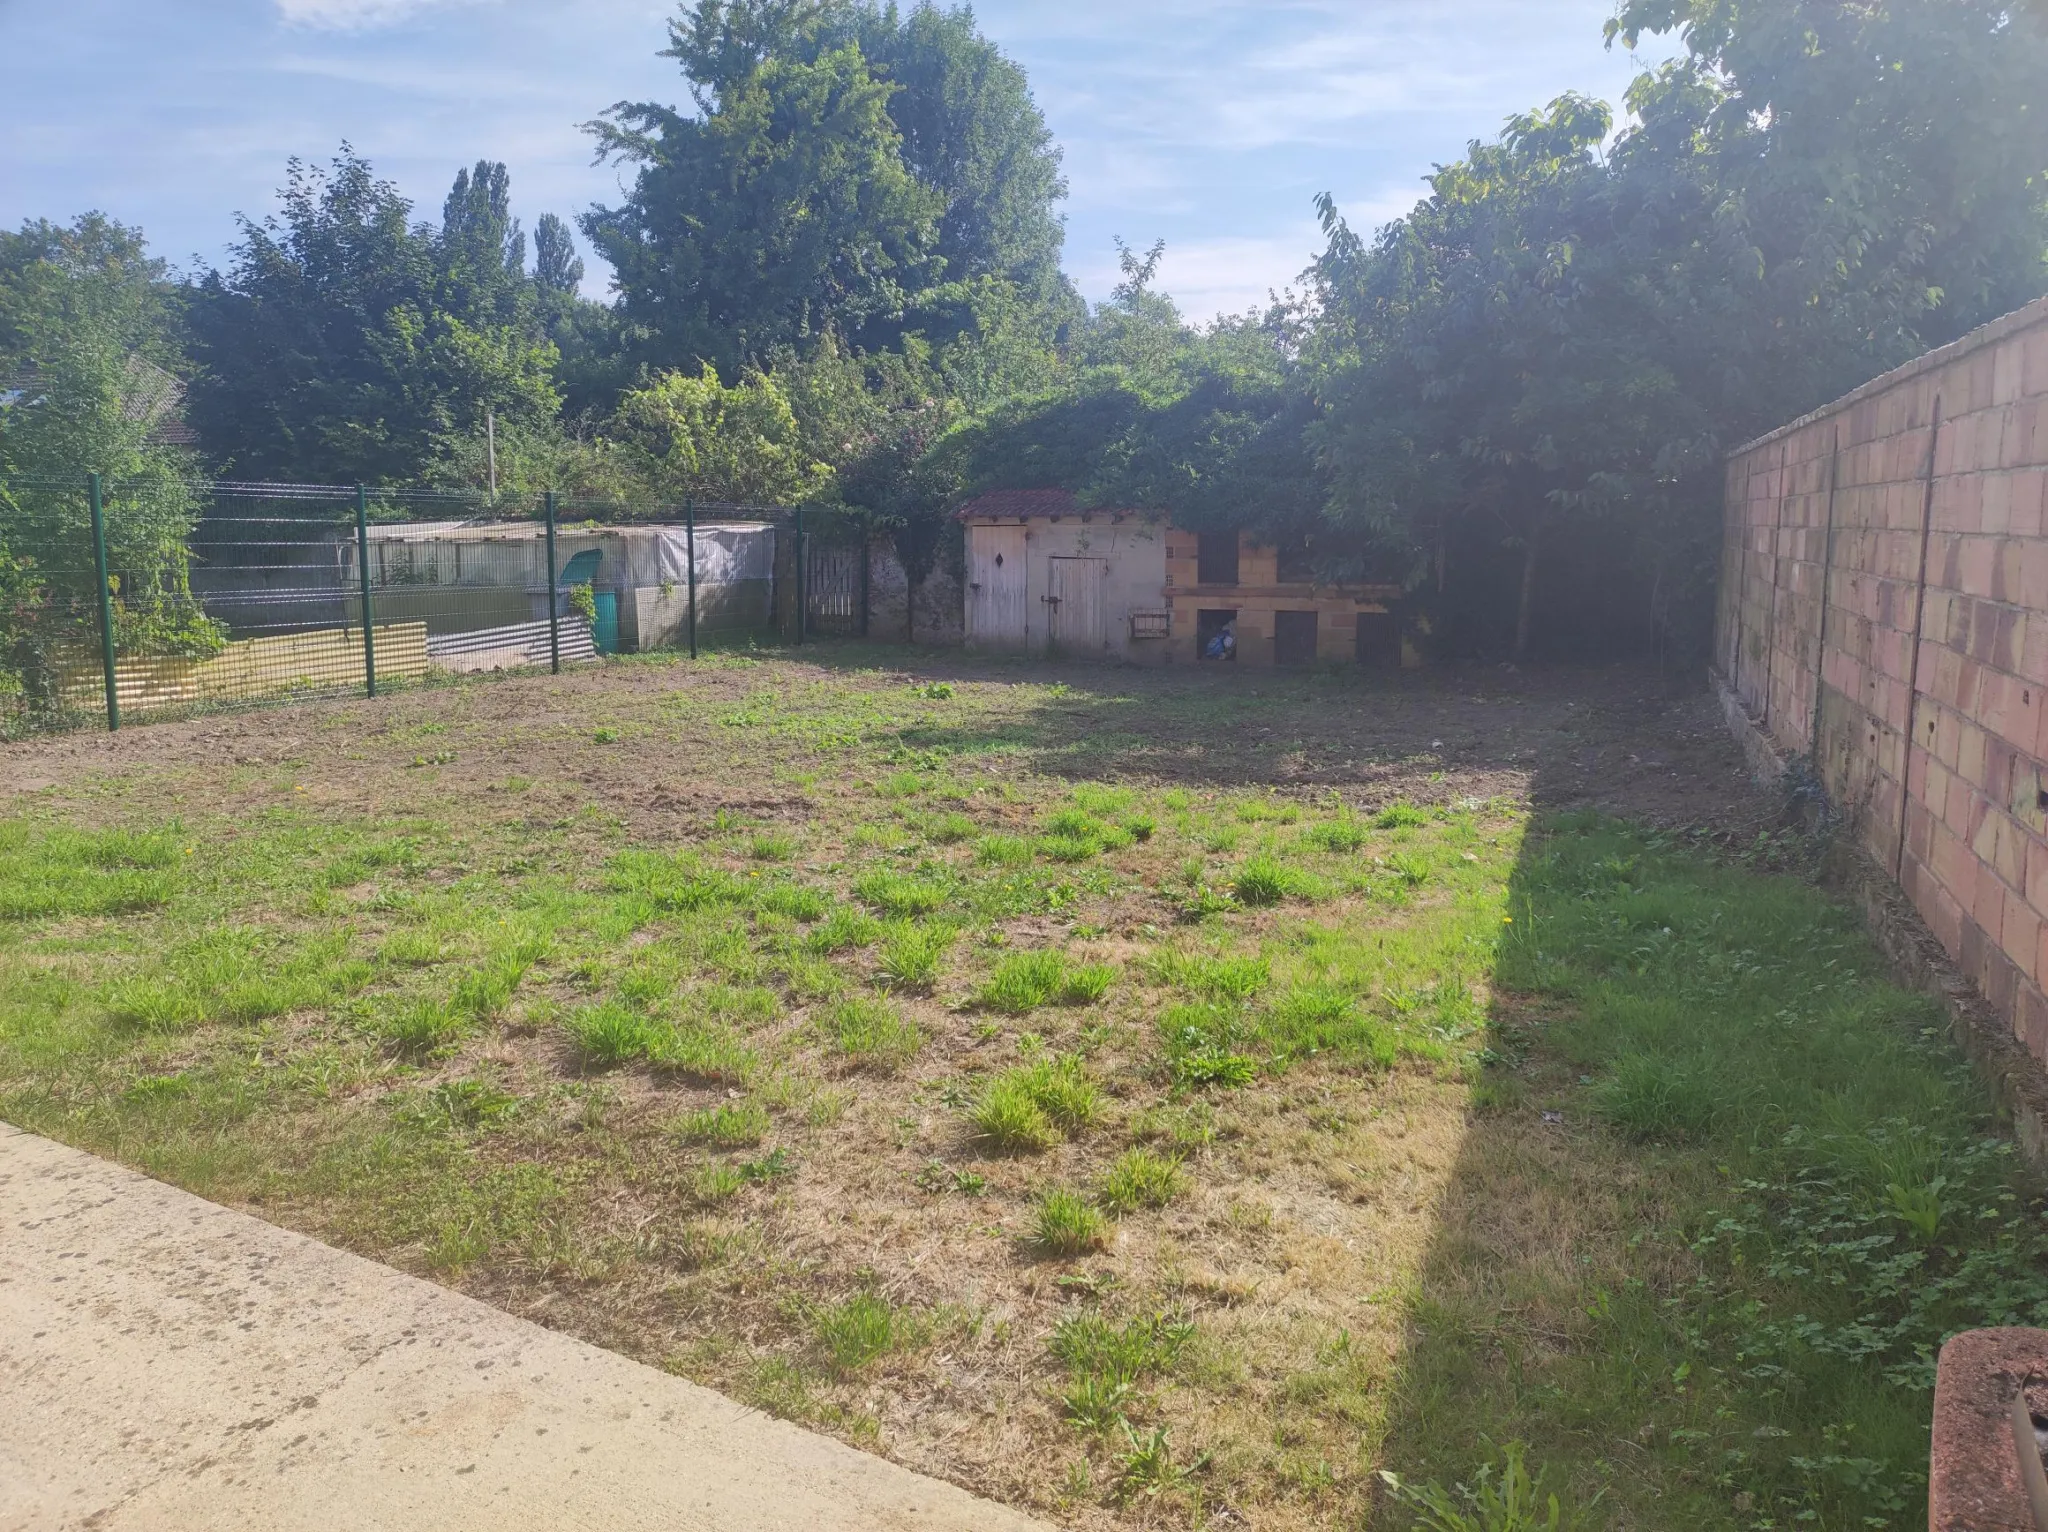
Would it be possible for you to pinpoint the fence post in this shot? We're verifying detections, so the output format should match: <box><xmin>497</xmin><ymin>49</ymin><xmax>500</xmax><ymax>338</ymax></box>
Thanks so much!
<box><xmin>859</xmin><ymin>514</ymin><xmax>871</xmax><ymax>639</ymax></box>
<box><xmin>685</xmin><ymin>497</ymin><xmax>698</xmax><ymax>660</ymax></box>
<box><xmin>355</xmin><ymin>485</ymin><xmax>377</xmax><ymax>698</ymax></box>
<box><xmin>795</xmin><ymin>506</ymin><xmax>807</xmax><ymax>646</ymax></box>
<box><xmin>544</xmin><ymin>490</ymin><xmax>561</xmax><ymax>675</ymax></box>
<box><xmin>88</xmin><ymin>472</ymin><xmax>119</xmax><ymax>733</ymax></box>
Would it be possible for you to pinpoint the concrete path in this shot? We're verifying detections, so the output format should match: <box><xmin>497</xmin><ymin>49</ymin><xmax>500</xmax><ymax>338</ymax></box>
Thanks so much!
<box><xmin>0</xmin><ymin>1124</ymin><xmax>1053</xmax><ymax>1532</ymax></box>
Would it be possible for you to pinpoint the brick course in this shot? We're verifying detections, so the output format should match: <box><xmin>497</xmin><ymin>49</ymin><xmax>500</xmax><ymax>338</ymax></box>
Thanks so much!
<box><xmin>1722</xmin><ymin>296</ymin><xmax>2048</xmax><ymax>1064</ymax></box>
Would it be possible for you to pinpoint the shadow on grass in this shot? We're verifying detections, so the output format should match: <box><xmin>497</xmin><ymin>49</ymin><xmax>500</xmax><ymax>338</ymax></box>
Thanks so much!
<box><xmin>1374</xmin><ymin>808</ymin><xmax>2047</xmax><ymax>1530</ymax></box>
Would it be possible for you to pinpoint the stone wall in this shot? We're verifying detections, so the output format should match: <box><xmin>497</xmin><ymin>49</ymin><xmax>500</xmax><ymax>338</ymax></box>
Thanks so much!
<box><xmin>1719</xmin><ymin>295</ymin><xmax>2048</xmax><ymax>1063</ymax></box>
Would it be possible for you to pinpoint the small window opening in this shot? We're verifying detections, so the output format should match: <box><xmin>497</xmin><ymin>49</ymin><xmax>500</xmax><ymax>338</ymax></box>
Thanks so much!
<box><xmin>1197</xmin><ymin>531</ymin><xmax>1240</xmax><ymax>586</ymax></box>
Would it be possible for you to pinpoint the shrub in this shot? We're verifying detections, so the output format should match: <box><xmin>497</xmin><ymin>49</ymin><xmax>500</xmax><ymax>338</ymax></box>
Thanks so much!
<box><xmin>876</xmin><ymin>922</ymin><xmax>952</xmax><ymax>991</ymax></box>
<box><xmin>829</xmin><ymin>997</ymin><xmax>923</xmax><ymax>1070</ymax></box>
<box><xmin>852</xmin><ymin>869</ymin><xmax>949</xmax><ymax>917</ymax></box>
<box><xmin>1035</xmin><ymin>1188</ymin><xmax>1108</xmax><ymax>1255</ymax></box>
<box><xmin>1374</xmin><ymin>800</ymin><xmax>1429</xmax><ymax>828</ymax></box>
<box><xmin>1099</xmin><ymin>1147</ymin><xmax>1186</xmax><ymax>1212</ymax></box>
<box><xmin>671</xmin><ymin>1099</ymin><xmax>770</xmax><ymax>1148</ymax></box>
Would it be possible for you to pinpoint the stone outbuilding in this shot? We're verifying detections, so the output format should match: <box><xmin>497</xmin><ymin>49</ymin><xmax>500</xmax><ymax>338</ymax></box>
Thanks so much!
<box><xmin>955</xmin><ymin>489</ymin><xmax>1405</xmax><ymax>666</ymax></box>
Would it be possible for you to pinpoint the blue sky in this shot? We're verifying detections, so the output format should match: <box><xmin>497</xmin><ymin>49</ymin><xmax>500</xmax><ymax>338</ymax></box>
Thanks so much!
<box><xmin>0</xmin><ymin>0</ymin><xmax>1667</xmax><ymax>321</ymax></box>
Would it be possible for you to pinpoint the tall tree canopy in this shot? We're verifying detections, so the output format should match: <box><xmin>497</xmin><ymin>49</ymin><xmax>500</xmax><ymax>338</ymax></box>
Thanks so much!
<box><xmin>185</xmin><ymin>150</ymin><xmax>579</xmax><ymax>484</ymax></box>
<box><xmin>583</xmin><ymin>0</ymin><xmax>1071</xmax><ymax>375</ymax></box>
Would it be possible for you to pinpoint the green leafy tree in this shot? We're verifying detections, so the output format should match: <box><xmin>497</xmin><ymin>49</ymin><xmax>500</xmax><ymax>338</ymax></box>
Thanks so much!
<box><xmin>0</xmin><ymin>216</ymin><xmax>218</xmax><ymax>718</ymax></box>
<box><xmin>186</xmin><ymin>149</ymin><xmax>567</xmax><ymax>485</ymax></box>
<box><xmin>614</xmin><ymin>363</ymin><xmax>832</xmax><ymax>503</ymax></box>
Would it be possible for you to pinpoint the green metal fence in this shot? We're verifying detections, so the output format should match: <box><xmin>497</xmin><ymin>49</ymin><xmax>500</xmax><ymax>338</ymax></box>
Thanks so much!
<box><xmin>0</xmin><ymin>474</ymin><xmax>883</xmax><ymax>737</ymax></box>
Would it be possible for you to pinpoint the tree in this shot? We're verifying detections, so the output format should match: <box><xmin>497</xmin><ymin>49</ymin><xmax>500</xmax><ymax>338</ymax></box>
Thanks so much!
<box><xmin>0</xmin><ymin>216</ymin><xmax>218</xmax><ymax>717</ymax></box>
<box><xmin>186</xmin><ymin>149</ymin><xmax>568</xmax><ymax>485</ymax></box>
<box><xmin>584</xmin><ymin>0</ymin><xmax>1072</xmax><ymax>373</ymax></box>
<box><xmin>614</xmin><ymin>363</ymin><xmax>832</xmax><ymax>503</ymax></box>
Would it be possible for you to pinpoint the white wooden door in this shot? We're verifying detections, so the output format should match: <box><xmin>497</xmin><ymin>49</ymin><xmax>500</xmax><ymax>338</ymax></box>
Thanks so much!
<box><xmin>1047</xmin><ymin>556</ymin><xmax>1108</xmax><ymax>656</ymax></box>
<box><xmin>967</xmin><ymin>526</ymin><xmax>1028</xmax><ymax>648</ymax></box>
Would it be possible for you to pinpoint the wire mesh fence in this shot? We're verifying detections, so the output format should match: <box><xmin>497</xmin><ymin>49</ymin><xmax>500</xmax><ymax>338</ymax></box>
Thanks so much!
<box><xmin>0</xmin><ymin>473</ymin><xmax>885</xmax><ymax>737</ymax></box>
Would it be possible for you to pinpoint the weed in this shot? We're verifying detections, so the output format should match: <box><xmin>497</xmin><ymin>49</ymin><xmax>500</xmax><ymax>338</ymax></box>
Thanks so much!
<box><xmin>914</xmin><ymin>681</ymin><xmax>955</xmax><ymax>700</ymax></box>
<box><xmin>853</xmin><ymin>869</ymin><xmax>949</xmax><ymax>918</ymax></box>
<box><xmin>593</xmin><ymin>727</ymin><xmax>620</xmax><ymax>744</ymax></box>
<box><xmin>609</xmin><ymin>851</ymin><xmax>750</xmax><ymax>913</ymax></box>
<box><xmin>805</xmin><ymin>905</ymin><xmax>881</xmax><ymax>953</ymax></box>
<box><xmin>649</xmin><ymin>1022</ymin><xmax>757</xmax><ymax>1085</ymax></box>
<box><xmin>1386</xmin><ymin>851</ymin><xmax>1430</xmax><ymax>885</ymax></box>
<box><xmin>1261</xmin><ymin>983</ymin><xmax>1398</xmax><ymax>1069</ymax></box>
<box><xmin>565</xmin><ymin>1001</ymin><xmax>659</xmax><ymax>1067</ymax></box>
<box><xmin>1062</xmin><ymin>1373</ymin><xmax>1134</xmax><ymax>1432</ymax></box>
<box><xmin>1035</xmin><ymin>1188</ymin><xmax>1108</xmax><ymax>1256</ymax></box>
<box><xmin>1380</xmin><ymin>1440</ymin><xmax>1589</xmax><ymax>1532</ymax></box>
<box><xmin>759</xmin><ymin>883</ymin><xmax>828</xmax><ymax>922</ymax></box>
<box><xmin>828</xmin><ymin>996</ymin><xmax>923</xmax><ymax>1070</ymax></box>
<box><xmin>1303</xmin><ymin>816</ymin><xmax>1369</xmax><ymax>853</ymax></box>
<box><xmin>1099</xmin><ymin>1147</ymin><xmax>1185</xmax><ymax>1212</ymax></box>
<box><xmin>976</xmin><ymin>835</ymin><xmax>1036</xmax><ymax>867</ymax></box>
<box><xmin>1113</xmin><ymin>1424</ymin><xmax>1194</xmax><ymax>1505</ymax></box>
<box><xmin>1591</xmin><ymin>1053</ymin><xmax>1723</xmax><ymax>1143</ymax></box>
<box><xmin>1374</xmin><ymin>800</ymin><xmax>1429</xmax><ymax>828</ymax></box>
<box><xmin>413</xmin><ymin>1079</ymin><xmax>519</xmax><ymax>1131</ymax></box>
<box><xmin>384</xmin><ymin>997</ymin><xmax>466</xmax><ymax>1057</ymax></box>
<box><xmin>927</xmin><ymin>812</ymin><xmax>976</xmax><ymax>845</ymax></box>
<box><xmin>815</xmin><ymin>1290</ymin><xmax>910</xmax><ymax>1375</ymax></box>
<box><xmin>968</xmin><ymin>1074</ymin><xmax>1057</xmax><ymax>1153</ymax></box>
<box><xmin>738</xmin><ymin>1146</ymin><xmax>796</xmax><ymax>1183</ymax></box>
<box><xmin>671</xmin><ymin>1100</ymin><xmax>770</xmax><ymax>1148</ymax></box>
<box><xmin>876</xmin><ymin>922</ymin><xmax>952</xmax><ymax>991</ymax></box>
<box><xmin>749</xmin><ymin>831</ymin><xmax>797</xmax><ymax>861</ymax></box>
<box><xmin>1147</xmin><ymin>950</ymin><xmax>1270</xmax><ymax>1002</ymax></box>
<box><xmin>1231</xmin><ymin>856</ymin><xmax>1293</xmax><ymax>907</ymax></box>
<box><xmin>693</xmin><ymin>1162</ymin><xmax>747</xmax><ymax>1203</ymax></box>
<box><xmin>976</xmin><ymin>950</ymin><xmax>1115</xmax><ymax>1013</ymax></box>
<box><xmin>1051</xmin><ymin>1311</ymin><xmax>1195</xmax><ymax>1382</ymax></box>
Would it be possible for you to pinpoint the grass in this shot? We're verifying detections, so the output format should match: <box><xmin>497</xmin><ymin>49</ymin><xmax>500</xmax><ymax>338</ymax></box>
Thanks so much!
<box><xmin>1035</xmin><ymin>1187</ymin><xmax>1109</xmax><ymax>1255</ymax></box>
<box><xmin>974</xmin><ymin>949</ymin><xmax>1116</xmax><ymax>1013</ymax></box>
<box><xmin>2</xmin><ymin>655</ymin><xmax>2033</xmax><ymax>1532</ymax></box>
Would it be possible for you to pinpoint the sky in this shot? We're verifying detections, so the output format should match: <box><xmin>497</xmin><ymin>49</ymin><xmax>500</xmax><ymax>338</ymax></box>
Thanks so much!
<box><xmin>0</xmin><ymin>0</ymin><xmax>1669</xmax><ymax>322</ymax></box>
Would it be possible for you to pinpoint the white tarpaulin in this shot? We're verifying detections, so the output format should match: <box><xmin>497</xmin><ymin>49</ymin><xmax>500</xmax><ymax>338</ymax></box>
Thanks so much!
<box><xmin>653</xmin><ymin>525</ymin><xmax>774</xmax><ymax>587</ymax></box>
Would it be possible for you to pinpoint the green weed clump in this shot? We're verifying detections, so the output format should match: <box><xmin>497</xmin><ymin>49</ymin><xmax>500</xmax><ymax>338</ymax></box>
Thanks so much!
<box><xmin>1374</xmin><ymin>800</ymin><xmax>1430</xmax><ymax>828</ymax></box>
<box><xmin>1260</xmin><ymin>983</ymin><xmax>1398</xmax><ymax>1069</ymax></box>
<box><xmin>804</xmin><ymin>904</ymin><xmax>881</xmax><ymax>953</ymax></box>
<box><xmin>671</xmin><ymin>1099</ymin><xmax>769</xmax><ymax>1148</ymax></box>
<box><xmin>1098</xmin><ymin>1147</ymin><xmax>1185</xmax><ymax>1212</ymax></box>
<box><xmin>975</xmin><ymin>834</ymin><xmax>1036</xmax><ymax>867</ymax></box>
<box><xmin>1157</xmin><ymin>1003</ymin><xmax>1257</xmax><ymax>1088</ymax></box>
<box><xmin>383</xmin><ymin>997</ymin><xmax>467</xmax><ymax>1057</ymax></box>
<box><xmin>1380</xmin><ymin>1441</ymin><xmax>1588</xmax><ymax>1532</ymax></box>
<box><xmin>926</xmin><ymin>812</ymin><xmax>976</xmax><ymax>845</ymax></box>
<box><xmin>1302</xmin><ymin>815</ymin><xmax>1369</xmax><ymax>853</ymax></box>
<box><xmin>564</xmin><ymin>1001</ymin><xmax>660</xmax><ymax>1067</ymax></box>
<box><xmin>828</xmin><ymin>996</ymin><xmax>923</xmax><ymax>1070</ymax></box>
<box><xmin>969</xmin><ymin>1054</ymin><xmax>1100</xmax><ymax>1151</ymax></box>
<box><xmin>975</xmin><ymin>949</ymin><xmax>1116</xmax><ymax>1013</ymax></box>
<box><xmin>1146</xmin><ymin>949</ymin><xmax>1270</xmax><ymax>1002</ymax></box>
<box><xmin>0</xmin><ymin>821</ymin><xmax>179</xmax><ymax>921</ymax></box>
<box><xmin>815</xmin><ymin>1291</ymin><xmax>916</xmax><ymax>1375</ymax></box>
<box><xmin>1035</xmin><ymin>1188</ymin><xmax>1108</xmax><ymax>1255</ymax></box>
<box><xmin>1231</xmin><ymin>856</ymin><xmax>1294</xmax><ymax>907</ymax></box>
<box><xmin>748</xmin><ymin>830</ymin><xmax>797</xmax><ymax>862</ymax></box>
<box><xmin>608</xmin><ymin>851</ymin><xmax>750</xmax><ymax>912</ymax></box>
<box><xmin>852</xmin><ymin>869</ymin><xmax>949</xmax><ymax>918</ymax></box>
<box><xmin>875</xmin><ymin>922</ymin><xmax>953</xmax><ymax>991</ymax></box>
<box><xmin>758</xmin><ymin>883</ymin><xmax>828</xmax><ymax>922</ymax></box>
<box><xmin>1591</xmin><ymin>1053</ymin><xmax>1724</xmax><ymax>1143</ymax></box>
<box><xmin>1037</xmin><ymin>807</ymin><xmax>1133</xmax><ymax>862</ymax></box>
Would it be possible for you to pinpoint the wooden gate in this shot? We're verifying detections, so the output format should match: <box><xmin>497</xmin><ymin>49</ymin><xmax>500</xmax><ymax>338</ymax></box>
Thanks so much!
<box><xmin>967</xmin><ymin>525</ymin><xmax>1028</xmax><ymax>648</ymax></box>
<box><xmin>805</xmin><ymin>541</ymin><xmax>861</xmax><ymax>635</ymax></box>
<box><xmin>1046</xmin><ymin>556</ymin><xmax>1108</xmax><ymax>657</ymax></box>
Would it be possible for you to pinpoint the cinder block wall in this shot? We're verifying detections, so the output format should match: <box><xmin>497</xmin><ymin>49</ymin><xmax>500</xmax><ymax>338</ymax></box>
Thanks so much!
<box><xmin>1719</xmin><ymin>296</ymin><xmax>2048</xmax><ymax>1061</ymax></box>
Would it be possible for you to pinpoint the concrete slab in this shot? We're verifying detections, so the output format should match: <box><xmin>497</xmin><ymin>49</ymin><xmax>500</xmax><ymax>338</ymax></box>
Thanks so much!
<box><xmin>0</xmin><ymin>1123</ymin><xmax>1054</xmax><ymax>1532</ymax></box>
